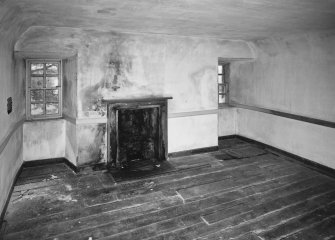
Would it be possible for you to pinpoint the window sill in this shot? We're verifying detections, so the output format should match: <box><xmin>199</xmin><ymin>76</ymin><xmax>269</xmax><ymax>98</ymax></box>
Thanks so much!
<box><xmin>25</xmin><ymin>116</ymin><xmax>64</xmax><ymax>122</ymax></box>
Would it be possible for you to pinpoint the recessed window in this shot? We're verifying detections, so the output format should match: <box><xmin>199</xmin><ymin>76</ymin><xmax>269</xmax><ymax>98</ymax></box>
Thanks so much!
<box><xmin>26</xmin><ymin>60</ymin><xmax>62</xmax><ymax>119</ymax></box>
<box><xmin>218</xmin><ymin>62</ymin><xmax>229</xmax><ymax>107</ymax></box>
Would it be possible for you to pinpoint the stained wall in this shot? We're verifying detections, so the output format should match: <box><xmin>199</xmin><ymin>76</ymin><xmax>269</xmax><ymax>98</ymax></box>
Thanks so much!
<box><xmin>231</xmin><ymin>31</ymin><xmax>335</xmax><ymax>169</ymax></box>
<box><xmin>75</xmin><ymin>30</ymin><xmax>253</xmax><ymax>163</ymax></box>
<box><xmin>63</xmin><ymin>55</ymin><xmax>78</xmax><ymax>119</ymax></box>
<box><xmin>14</xmin><ymin>26</ymin><xmax>253</xmax><ymax>166</ymax></box>
<box><xmin>0</xmin><ymin>37</ymin><xmax>25</xmax><ymax>215</ymax></box>
<box><xmin>63</xmin><ymin>56</ymin><xmax>78</xmax><ymax>165</ymax></box>
<box><xmin>0</xmin><ymin>2</ymin><xmax>33</xmax><ymax>216</ymax></box>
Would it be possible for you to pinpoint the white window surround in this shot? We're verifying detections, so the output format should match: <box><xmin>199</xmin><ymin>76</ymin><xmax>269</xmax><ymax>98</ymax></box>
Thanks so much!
<box><xmin>26</xmin><ymin>59</ymin><xmax>62</xmax><ymax>120</ymax></box>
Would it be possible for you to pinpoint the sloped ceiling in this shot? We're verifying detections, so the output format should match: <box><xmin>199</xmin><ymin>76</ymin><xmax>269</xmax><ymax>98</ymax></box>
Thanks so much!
<box><xmin>1</xmin><ymin>0</ymin><xmax>335</xmax><ymax>40</ymax></box>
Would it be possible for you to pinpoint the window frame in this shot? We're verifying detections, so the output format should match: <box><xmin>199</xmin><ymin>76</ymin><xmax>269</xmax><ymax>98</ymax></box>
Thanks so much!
<box><xmin>218</xmin><ymin>62</ymin><xmax>230</xmax><ymax>107</ymax></box>
<box><xmin>26</xmin><ymin>59</ymin><xmax>63</xmax><ymax>120</ymax></box>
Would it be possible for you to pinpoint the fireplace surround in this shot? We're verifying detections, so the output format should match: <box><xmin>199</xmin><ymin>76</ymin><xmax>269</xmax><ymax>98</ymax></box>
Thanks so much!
<box><xmin>103</xmin><ymin>97</ymin><xmax>172</xmax><ymax>169</ymax></box>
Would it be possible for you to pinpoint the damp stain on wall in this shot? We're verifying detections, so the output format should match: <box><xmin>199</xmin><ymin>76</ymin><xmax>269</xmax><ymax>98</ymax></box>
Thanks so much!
<box><xmin>77</xmin><ymin>124</ymin><xmax>107</xmax><ymax>166</ymax></box>
<box><xmin>102</xmin><ymin>50</ymin><xmax>133</xmax><ymax>91</ymax></box>
<box><xmin>81</xmin><ymin>79</ymin><xmax>105</xmax><ymax>112</ymax></box>
<box><xmin>14</xmin><ymin>26</ymin><xmax>255</xmax><ymax>164</ymax></box>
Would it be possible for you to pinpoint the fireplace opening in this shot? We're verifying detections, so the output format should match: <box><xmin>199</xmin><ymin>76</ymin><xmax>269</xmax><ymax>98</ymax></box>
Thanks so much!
<box><xmin>118</xmin><ymin>107</ymin><xmax>159</xmax><ymax>168</ymax></box>
<box><xmin>104</xmin><ymin>97</ymin><xmax>172</xmax><ymax>171</ymax></box>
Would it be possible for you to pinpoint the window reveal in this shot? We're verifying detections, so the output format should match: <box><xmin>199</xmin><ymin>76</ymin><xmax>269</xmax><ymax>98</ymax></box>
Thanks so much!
<box><xmin>218</xmin><ymin>63</ymin><xmax>229</xmax><ymax>106</ymax></box>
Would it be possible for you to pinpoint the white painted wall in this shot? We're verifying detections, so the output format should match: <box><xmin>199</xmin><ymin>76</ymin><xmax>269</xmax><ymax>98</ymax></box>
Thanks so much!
<box><xmin>230</xmin><ymin>31</ymin><xmax>335</xmax><ymax>122</ymax></box>
<box><xmin>23</xmin><ymin>120</ymin><xmax>66</xmax><ymax>161</ymax></box>
<box><xmin>0</xmin><ymin>37</ymin><xmax>25</xmax><ymax>215</ymax></box>
<box><xmin>0</xmin><ymin>126</ymin><xmax>23</xmax><ymax>217</ymax></box>
<box><xmin>237</xmin><ymin>108</ymin><xmax>335</xmax><ymax>169</ymax></box>
<box><xmin>65</xmin><ymin>120</ymin><xmax>77</xmax><ymax>165</ymax></box>
<box><xmin>168</xmin><ymin>114</ymin><xmax>218</xmax><ymax>152</ymax></box>
<box><xmin>231</xmin><ymin>31</ymin><xmax>335</xmax><ymax>169</ymax></box>
<box><xmin>218</xmin><ymin>107</ymin><xmax>237</xmax><ymax>136</ymax></box>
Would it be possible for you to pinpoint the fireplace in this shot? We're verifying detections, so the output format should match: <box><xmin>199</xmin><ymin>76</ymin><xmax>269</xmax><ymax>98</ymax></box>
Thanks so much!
<box><xmin>103</xmin><ymin>97</ymin><xmax>172</xmax><ymax>169</ymax></box>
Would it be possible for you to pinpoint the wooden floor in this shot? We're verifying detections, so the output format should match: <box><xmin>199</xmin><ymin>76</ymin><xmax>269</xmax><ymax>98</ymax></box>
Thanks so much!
<box><xmin>1</xmin><ymin>138</ymin><xmax>335</xmax><ymax>240</ymax></box>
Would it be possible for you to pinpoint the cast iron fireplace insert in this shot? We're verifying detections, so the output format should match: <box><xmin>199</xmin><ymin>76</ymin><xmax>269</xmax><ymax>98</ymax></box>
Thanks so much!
<box><xmin>103</xmin><ymin>97</ymin><xmax>172</xmax><ymax>169</ymax></box>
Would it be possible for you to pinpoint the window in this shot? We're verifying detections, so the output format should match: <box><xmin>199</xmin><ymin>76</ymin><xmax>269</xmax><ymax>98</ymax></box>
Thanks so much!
<box><xmin>26</xmin><ymin>60</ymin><xmax>62</xmax><ymax>119</ymax></box>
<box><xmin>218</xmin><ymin>62</ymin><xmax>229</xmax><ymax>107</ymax></box>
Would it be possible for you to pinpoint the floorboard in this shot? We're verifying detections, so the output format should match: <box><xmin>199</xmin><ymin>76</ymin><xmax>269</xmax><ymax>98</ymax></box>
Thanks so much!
<box><xmin>1</xmin><ymin>138</ymin><xmax>335</xmax><ymax>240</ymax></box>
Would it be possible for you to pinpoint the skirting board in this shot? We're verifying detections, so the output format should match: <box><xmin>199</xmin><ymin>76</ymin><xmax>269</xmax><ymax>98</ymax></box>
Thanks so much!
<box><xmin>23</xmin><ymin>157</ymin><xmax>79</xmax><ymax>173</ymax></box>
<box><xmin>219</xmin><ymin>135</ymin><xmax>335</xmax><ymax>179</ymax></box>
<box><xmin>168</xmin><ymin>146</ymin><xmax>219</xmax><ymax>158</ymax></box>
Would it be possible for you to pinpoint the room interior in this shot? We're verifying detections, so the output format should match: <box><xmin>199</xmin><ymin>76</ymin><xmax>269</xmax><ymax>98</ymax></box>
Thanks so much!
<box><xmin>1</xmin><ymin>0</ymin><xmax>335</xmax><ymax>239</ymax></box>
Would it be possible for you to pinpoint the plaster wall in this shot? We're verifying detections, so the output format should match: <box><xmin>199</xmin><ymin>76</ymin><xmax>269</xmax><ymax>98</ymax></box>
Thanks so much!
<box><xmin>231</xmin><ymin>31</ymin><xmax>335</xmax><ymax>168</ymax></box>
<box><xmin>75</xmin><ymin>30</ymin><xmax>252</xmax><ymax>160</ymax></box>
<box><xmin>0</xmin><ymin>37</ymin><xmax>25</xmax><ymax>215</ymax></box>
<box><xmin>230</xmin><ymin>31</ymin><xmax>335</xmax><ymax>122</ymax></box>
<box><xmin>0</xmin><ymin>39</ymin><xmax>25</xmax><ymax>149</ymax></box>
<box><xmin>15</xmin><ymin>27</ymin><xmax>253</xmax><ymax>165</ymax></box>
<box><xmin>77</xmin><ymin>123</ymin><xmax>106</xmax><ymax>166</ymax></box>
<box><xmin>237</xmin><ymin>108</ymin><xmax>335</xmax><ymax>169</ymax></box>
<box><xmin>0</xmin><ymin>126</ymin><xmax>23</xmax><ymax>217</ymax></box>
<box><xmin>23</xmin><ymin>120</ymin><xmax>66</xmax><ymax>161</ymax></box>
<box><xmin>218</xmin><ymin>107</ymin><xmax>237</xmax><ymax>136</ymax></box>
<box><xmin>74</xmin><ymin>30</ymin><xmax>252</xmax><ymax>114</ymax></box>
<box><xmin>168</xmin><ymin>114</ymin><xmax>218</xmax><ymax>153</ymax></box>
<box><xmin>63</xmin><ymin>56</ymin><xmax>79</xmax><ymax>165</ymax></box>
<box><xmin>63</xmin><ymin>55</ymin><xmax>78</xmax><ymax>119</ymax></box>
<box><xmin>65</xmin><ymin>120</ymin><xmax>77</xmax><ymax>166</ymax></box>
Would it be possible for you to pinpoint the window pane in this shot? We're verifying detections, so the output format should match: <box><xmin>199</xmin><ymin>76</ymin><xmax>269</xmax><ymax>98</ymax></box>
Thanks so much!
<box><xmin>31</xmin><ymin>103</ymin><xmax>44</xmax><ymax>115</ymax></box>
<box><xmin>46</xmin><ymin>89</ymin><xmax>59</xmax><ymax>102</ymax></box>
<box><xmin>46</xmin><ymin>63</ymin><xmax>58</xmax><ymax>74</ymax></box>
<box><xmin>31</xmin><ymin>63</ymin><xmax>44</xmax><ymax>75</ymax></box>
<box><xmin>219</xmin><ymin>85</ymin><xmax>225</xmax><ymax>94</ymax></box>
<box><xmin>30</xmin><ymin>90</ymin><xmax>44</xmax><ymax>102</ymax></box>
<box><xmin>46</xmin><ymin>76</ymin><xmax>59</xmax><ymax>88</ymax></box>
<box><xmin>218</xmin><ymin>65</ymin><xmax>223</xmax><ymax>74</ymax></box>
<box><xmin>219</xmin><ymin>94</ymin><xmax>225</xmax><ymax>103</ymax></box>
<box><xmin>46</xmin><ymin>103</ymin><xmax>59</xmax><ymax>115</ymax></box>
<box><xmin>31</xmin><ymin>77</ymin><xmax>44</xmax><ymax>88</ymax></box>
<box><xmin>218</xmin><ymin>75</ymin><xmax>223</xmax><ymax>84</ymax></box>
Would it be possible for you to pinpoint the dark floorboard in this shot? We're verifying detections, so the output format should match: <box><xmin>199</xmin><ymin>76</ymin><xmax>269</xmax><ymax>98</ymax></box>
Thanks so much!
<box><xmin>1</xmin><ymin>139</ymin><xmax>335</xmax><ymax>240</ymax></box>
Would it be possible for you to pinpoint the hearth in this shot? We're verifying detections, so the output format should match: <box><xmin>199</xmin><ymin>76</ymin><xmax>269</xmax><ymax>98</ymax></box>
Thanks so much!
<box><xmin>103</xmin><ymin>97</ymin><xmax>172</xmax><ymax>169</ymax></box>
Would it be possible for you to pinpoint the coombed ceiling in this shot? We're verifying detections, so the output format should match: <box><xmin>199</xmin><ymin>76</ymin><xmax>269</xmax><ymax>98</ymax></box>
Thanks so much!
<box><xmin>1</xmin><ymin>0</ymin><xmax>335</xmax><ymax>40</ymax></box>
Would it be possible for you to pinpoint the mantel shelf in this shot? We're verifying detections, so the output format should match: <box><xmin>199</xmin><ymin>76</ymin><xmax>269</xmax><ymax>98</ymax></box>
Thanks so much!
<box><xmin>102</xmin><ymin>96</ymin><xmax>172</xmax><ymax>104</ymax></box>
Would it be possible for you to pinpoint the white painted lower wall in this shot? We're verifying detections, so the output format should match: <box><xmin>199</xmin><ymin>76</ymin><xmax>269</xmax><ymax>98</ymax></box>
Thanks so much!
<box><xmin>168</xmin><ymin>113</ymin><xmax>218</xmax><ymax>153</ymax></box>
<box><xmin>0</xmin><ymin>125</ymin><xmax>23</xmax><ymax>216</ymax></box>
<box><xmin>218</xmin><ymin>106</ymin><xmax>237</xmax><ymax>136</ymax></box>
<box><xmin>65</xmin><ymin>120</ymin><xmax>77</xmax><ymax>166</ymax></box>
<box><xmin>23</xmin><ymin>120</ymin><xmax>66</xmax><ymax>161</ymax></box>
<box><xmin>237</xmin><ymin>108</ymin><xmax>335</xmax><ymax>170</ymax></box>
<box><xmin>22</xmin><ymin>112</ymin><xmax>221</xmax><ymax>164</ymax></box>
